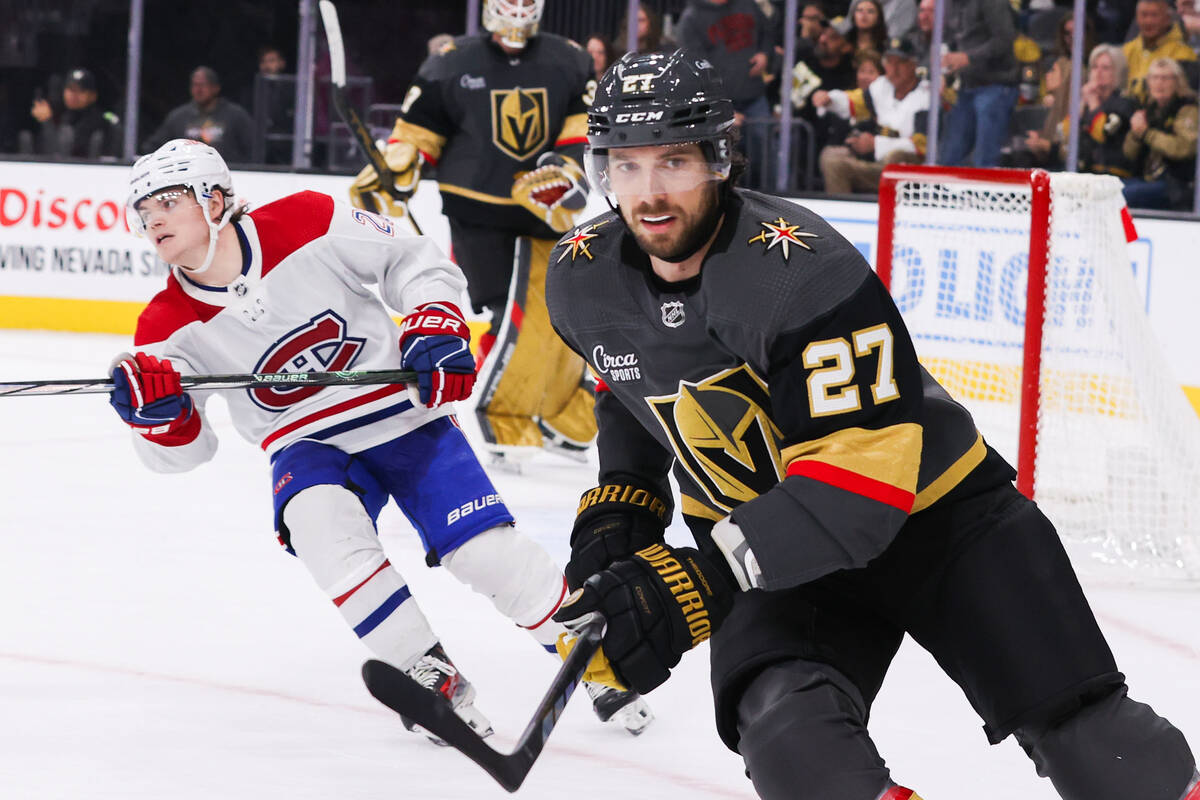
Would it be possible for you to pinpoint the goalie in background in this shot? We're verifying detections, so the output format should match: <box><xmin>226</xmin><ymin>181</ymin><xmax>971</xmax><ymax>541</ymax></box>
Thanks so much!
<box><xmin>350</xmin><ymin>0</ymin><xmax>599</xmax><ymax>472</ymax></box>
<box><xmin>350</xmin><ymin>0</ymin><xmax>653</xmax><ymax>735</ymax></box>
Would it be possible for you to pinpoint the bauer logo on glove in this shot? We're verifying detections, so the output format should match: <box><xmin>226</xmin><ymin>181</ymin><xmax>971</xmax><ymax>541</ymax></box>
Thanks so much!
<box><xmin>511</xmin><ymin>152</ymin><xmax>589</xmax><ymax>233</ymax></box>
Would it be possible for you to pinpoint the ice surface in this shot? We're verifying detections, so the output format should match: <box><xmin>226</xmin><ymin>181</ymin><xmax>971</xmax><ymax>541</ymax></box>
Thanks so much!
<box><xmin>1</xmin><ymin>330</ymin><xmax>1196</xmax><ymax>799</ymax></box>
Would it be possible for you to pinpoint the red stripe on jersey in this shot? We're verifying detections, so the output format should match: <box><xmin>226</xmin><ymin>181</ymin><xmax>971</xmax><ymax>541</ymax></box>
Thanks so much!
<box><xmin>259</xmin><ymin>383</ymin><xmax>408</xmax><ymax>451</ymax></box>
<box><xmin>594</xmin><ymin>378</ymin><xmax>611</xmax><ymax>392</ymax></box>
<box><xmin>554</xmin><ymin>136</ymin><xmax>587</xmax><ymax>147</ymax></box>
<box><xmin>419</xmin><ymin>151</ymin><xmax>439</xmax><ymax>167</ymax></box>
<box><xmin>333</xmin><ymin>560</ymin><xmax>392</xmax><ymax>607</ymax></box>
<box><xmin>249</xmin><ymin>191</ymin><xmax>336</xmax><ymax>277</ymax></box>
<box><xmin>509</xmin><ymin>300</ymin><xmax>524</xmax><ymax>331</ymax></box>
<box><xmin>134</xmin><ymin>273</ymin><xmax>223</xmax><ymax>346</ymax></box>
<box><xmin>1120</xmin><ymin>206</ymin><xmax>1138</xmax><ymax>242</ymax></box>
<box><xmin>520</xmin><ymin>578</ymin><xmax>568</xmax><ymax>631</ymax></box>
<box><xmin>786</xmin><ymin>460</ymin><xmax>915</xmax><ymax>513</ymax></box>
<box><xmin>878</xmin><ymin>788</ymin><xmax>915</xmax><ymax>800</ymax></box>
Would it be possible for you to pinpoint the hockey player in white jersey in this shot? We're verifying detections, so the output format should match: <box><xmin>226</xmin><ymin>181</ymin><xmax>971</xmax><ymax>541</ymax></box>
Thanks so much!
<box><xmin>109</xmin><ymin>138</ymin><xmax>651</xmax><ymax>739</ymax></box>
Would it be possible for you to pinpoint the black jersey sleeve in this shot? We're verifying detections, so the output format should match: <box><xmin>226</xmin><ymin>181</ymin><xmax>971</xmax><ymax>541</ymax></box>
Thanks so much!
<box><xmin>389</xmin><ymin>50</ymin><xmax>459</xmax><ymax>161</ymax></box>
<box><xmin>730</xmin><ymin>271</ymin><xmax>926</xmax><ymax>591</ymax></box>
<box><xmin>595</xmin><ymin>384</ymin><xmax>676</xmax><ymax>505</ymax></box>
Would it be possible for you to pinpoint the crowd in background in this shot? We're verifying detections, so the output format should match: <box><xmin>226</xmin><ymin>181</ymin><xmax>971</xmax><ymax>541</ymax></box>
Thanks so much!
<box><xmin>7</xmin><ymin>0</ymin><xmax>1200</xmax><ymax>211</ymax></box>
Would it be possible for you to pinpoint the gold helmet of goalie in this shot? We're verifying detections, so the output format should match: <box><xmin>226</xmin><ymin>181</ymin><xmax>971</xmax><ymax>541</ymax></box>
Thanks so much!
<box><xmin>483</xmin><ymin>0</ymin><xmax>544</xmax><ymax>50</ymax></box>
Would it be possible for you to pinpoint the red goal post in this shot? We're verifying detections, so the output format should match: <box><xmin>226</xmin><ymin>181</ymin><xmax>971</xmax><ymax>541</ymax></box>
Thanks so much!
<box><xmin>875</xmin><ymin>165</ymin><xmax>1200</xmax><ymax>583</ymax></box>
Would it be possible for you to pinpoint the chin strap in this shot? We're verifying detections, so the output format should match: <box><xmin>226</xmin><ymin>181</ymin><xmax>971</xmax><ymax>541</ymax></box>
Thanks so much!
<box><xmin>179</xmin><ymin>195</ymin><xmax>243</xmax><ymax>276</ymax></box>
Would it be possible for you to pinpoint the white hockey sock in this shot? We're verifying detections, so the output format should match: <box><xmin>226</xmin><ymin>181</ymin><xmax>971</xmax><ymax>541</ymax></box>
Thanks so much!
<box><xmin>284</xmin><ymin>484</ymin><xmax>437</xmax><ymax>669</ymax></box>
<box><xmin>441</xmin><ymin>525</ymin><xmax>568</xmax><ymax>648</ymax></box>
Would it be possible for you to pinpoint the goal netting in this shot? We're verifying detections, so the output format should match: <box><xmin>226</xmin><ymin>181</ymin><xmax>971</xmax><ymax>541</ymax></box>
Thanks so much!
<box><xmin>877</xmin><ymin>166</ymin><xmax>1200</xmax><ymax>584</ymax></box>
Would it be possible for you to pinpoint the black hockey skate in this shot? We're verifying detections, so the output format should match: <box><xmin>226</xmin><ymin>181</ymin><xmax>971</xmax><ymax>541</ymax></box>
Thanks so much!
<box><xmin>400</xmin><ymin>642</ymin><xmax>493</xmax><ymax>744</ymax></box>
<box><xmin>585</xmin><ymin>682</ymin><xmax>654</xmax><ymax>735</ymax></box>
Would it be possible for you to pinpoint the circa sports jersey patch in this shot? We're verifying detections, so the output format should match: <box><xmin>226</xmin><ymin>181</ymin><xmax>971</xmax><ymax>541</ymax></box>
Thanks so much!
<box><xmin>591</xmin><ymin>343</ymin><xmax>641</xmax><ymax>382</ymax></box>
<box><xmin>557</xmin><ymin>219</ymin><xmax>610</xmax><ymax>263</ymax></box>
<box><xmin>747</xmin><ymin>217</ymin><xmax>819</xmax><ymax>261</ymax></box>
<box><xmin>661</xmin><ymin>301</ymin><xmax>685</xmax><ymax>328</ymax></box>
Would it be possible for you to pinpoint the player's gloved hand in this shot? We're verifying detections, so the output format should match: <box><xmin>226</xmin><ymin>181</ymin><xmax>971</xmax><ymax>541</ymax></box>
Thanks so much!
<box><xmin>109</xmin><ymin>352</ymin><xmax>200</xmax><ymax>442</ymax></box>
<box><xmin>554</xmin><ymin>631</ymin><xmax>627</xmax><ymax>691</ymax></box>
<box><xmin>553</xmin><ymin>543</ymin><xmax>735</xmax><ymax>694</ymax></box>
<box><xmin>511</xmin><ymin>152</ymin><xmax>589</xmax><ymax>233</ymax></box>
<box><xmin>565</xmin><ymin>480</ymin><xmax>670</xmax><ymax>591</ymax></box>
<box><xmin>398</xmin><ymin>301</ymin><xmax>475</xmax><ymax>408</ymax></box>
<box><xmin>349</xmin><ymin>139</ymin><xmax>420</xmax><ymax>217</ymax></box>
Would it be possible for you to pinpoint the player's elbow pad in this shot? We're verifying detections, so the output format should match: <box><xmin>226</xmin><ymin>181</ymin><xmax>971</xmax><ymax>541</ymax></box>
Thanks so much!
<box><xmin>730</xmin><ymin>475</ymin><xmax>904</xmax><ymax>590</ymax></box>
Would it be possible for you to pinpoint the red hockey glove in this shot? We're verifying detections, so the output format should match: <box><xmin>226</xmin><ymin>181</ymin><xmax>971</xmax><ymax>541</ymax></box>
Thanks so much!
<box><xmin>109</xmin><ymin>352</ymin><xmax>200</xmax><ymax>444</ymax></box>
<box><xmin>553</xmin><ymin>542</ymin><xmax>734</xmax><ymax>694</ymax></box>
<box><xmin>398</xmin><ymin>301</ymin><xmax>476</xmax><ymax>408</ymax></box>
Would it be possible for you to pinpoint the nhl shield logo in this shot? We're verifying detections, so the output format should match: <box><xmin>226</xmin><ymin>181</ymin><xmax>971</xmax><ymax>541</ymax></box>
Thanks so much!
<box><xmin>491</xmin><ymin>87</ymin><xmax>548</xmax><ymax>160</ymax></box>
<box><xmin>661</xmin><ymin>301</ymin><xmax>685</xmax><ymax>328</ymax></box>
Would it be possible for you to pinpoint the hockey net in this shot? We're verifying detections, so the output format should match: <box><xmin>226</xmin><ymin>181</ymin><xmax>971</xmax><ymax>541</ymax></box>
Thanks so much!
<box><xmin>877</xmin><ymin>166</ymin><xmax>1200</xmax><ymax>584</ymax></box>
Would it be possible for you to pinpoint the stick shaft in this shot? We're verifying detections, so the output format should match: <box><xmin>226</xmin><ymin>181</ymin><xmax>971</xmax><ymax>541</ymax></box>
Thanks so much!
<box><xmin>0</xmin><ymin>369</ymin><xmax>416</xmax><ymax>398</ymax></box>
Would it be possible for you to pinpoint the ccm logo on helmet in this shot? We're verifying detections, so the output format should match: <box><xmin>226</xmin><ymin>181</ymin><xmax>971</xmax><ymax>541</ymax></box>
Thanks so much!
<box><xmin>614</xmin><ymin>111</ymin><xmax>664</xmax><ymax>123</ymax></box>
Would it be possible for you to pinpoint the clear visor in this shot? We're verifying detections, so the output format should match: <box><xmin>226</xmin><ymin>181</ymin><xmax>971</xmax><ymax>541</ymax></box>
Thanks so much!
<box><xmin>126</xmin><ymin>187</ymin><xmax>200</xmax><ymax>236</ymax></box>
<box><xmin>585</xmin><ymin>144</ymin><xmax>731</xmax><ymax>200</ymax></box>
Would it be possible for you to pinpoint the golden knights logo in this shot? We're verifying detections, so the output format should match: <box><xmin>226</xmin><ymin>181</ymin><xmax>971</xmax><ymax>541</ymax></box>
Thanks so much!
<box><xmin>747</xmin><ymin>217</ymin><xmax>818</xmax><ymax>261</ymax></box>
<box><xmin>491</xmin><ymin>87</ymin><xmax>549</xmax><ymax>160</ymax></box>
<box><xmin>647</xmin><ymin>365</ymin><xmax>784</xmax><ymax>510</ymax></box>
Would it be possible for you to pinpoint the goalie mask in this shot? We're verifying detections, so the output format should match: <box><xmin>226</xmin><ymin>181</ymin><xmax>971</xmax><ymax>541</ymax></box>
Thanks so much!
<box><xmin>585</xmin><ymin>49</ymin><xmax>735</xmax><ymax>204</ymax></box>
<box><xmin>483</xmin><ymin>0</ymin><xmax>544</xmax><ymax>50</ymax></box>
<box><xmin>126</xmin><ymin>139</ymin><xmax>243</xmax><ymax>275</ymax></box>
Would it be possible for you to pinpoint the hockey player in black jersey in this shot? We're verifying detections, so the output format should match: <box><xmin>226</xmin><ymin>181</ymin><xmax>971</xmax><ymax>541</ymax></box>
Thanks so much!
<box><xmin>351</xmin><ymin>0</ymin><xmax>599</xmax><ymax>471</ymax></box>
<box><xmin>351</xmin><ymin>0</ymin><xmax>652</xmax><ymax>736</ymax></box>
<box><xmin>547</xmin><ymin>49</ymin><xmax>1200</xmax><ymax>800</ymax></box>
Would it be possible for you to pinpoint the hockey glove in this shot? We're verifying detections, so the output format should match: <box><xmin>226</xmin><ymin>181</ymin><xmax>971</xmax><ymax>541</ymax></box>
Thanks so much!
<box><xmin>511</xmin><ymin>152</ymin><xmax>589</xmax><ymax>233</ymax></box>
<box><xmin>109</xmin><ymin>352</ymin><xmax>200</xmax><ymax>444</ymax></box>
<box><xmin>398</xmin><ymin>301</ymin><xmax>475</xmax><ymax>408</ymax></box>
<box><xmin>553</xmin><ymin>543</ymin><xmax>734</xmax><ymax>694</ymax></box>
<box><xmin>554</xmin><ymin>632</ymin><xmax>628</xmax><ymax>691</ymax></box>
<box><xmin>565</xmin><ymin>481</ymin><xmax>671</xmax><ymax>591</ymax></box>
<box><xmin>349</xmin><ymin>139</ymin><xmax>420</xmax><ymax>217</ymax></box>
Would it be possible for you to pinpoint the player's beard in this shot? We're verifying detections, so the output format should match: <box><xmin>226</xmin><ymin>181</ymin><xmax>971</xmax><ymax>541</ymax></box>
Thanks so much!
<box><xmin>623</xmin><ymin>183</ymin><xmax>723</xmax><ymax>264</ymax></box>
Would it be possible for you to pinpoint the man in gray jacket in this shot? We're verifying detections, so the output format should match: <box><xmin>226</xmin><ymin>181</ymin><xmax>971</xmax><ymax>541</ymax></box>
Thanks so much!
<box><xmin>938</xmin><ymin>0</ymin><xmax>1019</xmax><ymax>167</ymax></box>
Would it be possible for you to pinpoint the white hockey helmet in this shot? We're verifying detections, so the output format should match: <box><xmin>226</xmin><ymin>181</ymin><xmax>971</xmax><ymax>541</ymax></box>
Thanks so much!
<box><xmin>482</xmin><ymin>0</ymin><xmax>544</xmax><ymax>50</ymax></box>
<box><xmin>126</xmin><ymin>138</ymin><xmax>243</xmax><ymax>274</ymax></box>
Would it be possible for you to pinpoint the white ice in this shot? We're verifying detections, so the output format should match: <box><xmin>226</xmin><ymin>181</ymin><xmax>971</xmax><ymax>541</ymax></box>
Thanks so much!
<box><xmin>1</xmin><ymin>329</ymin><xmax>1197</xmax><ymax>800</ymax></box>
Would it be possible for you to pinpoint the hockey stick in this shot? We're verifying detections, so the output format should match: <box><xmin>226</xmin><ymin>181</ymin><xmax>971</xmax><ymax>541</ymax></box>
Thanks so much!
<box><xmin>362</xmin><ymin>613</ymin><xmax>605</xmax><ymax>793</ymax></box>
<box><xmin>318</xmin><ymin>0</ymin><xmax>424</xmax><ymax>236</ymax></box>
<box><xmin>0</xmin><ymin>369</ymin><xmax>416</xmax><ymax>398</ymax></box>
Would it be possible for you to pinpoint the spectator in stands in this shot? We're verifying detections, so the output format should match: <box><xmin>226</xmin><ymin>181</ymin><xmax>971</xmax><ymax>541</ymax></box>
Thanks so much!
<box><xmin>615</xmin><ymin>2</ymin><xmax>676</xmax><ymax>55</ymax></box>
<box><xmin>938</xmin><ymin>0</ymin><xmax>1020</xmax><ymax>168</ymax></box>
<box><xmin>814</xmin><ymin>36</ymin><xmax>930</xmax><ymax>193</ymax></box>
<box><xmin>586</xmin><ymin>33</ymin><xmax>618</xmax><ymax>80</ymax></box>
<box><xmin>855</xmin><ymin>48</ymin><xmax>885</xmax><ymax>91</ymax></box>
<box><xmin>241</xmin><ymin>45</ymin><xmax>294</xmax><ymax>165</ymax></box>
<box><xmin>677</xmin><ymin>0</ymin><xmax>772</xmax><ymax>122</ymax></box>
<box><xmin>141</xmin><ymin>66</ymin><xmax>254</xmax><ymax>164</ymax></box>
<box><xmin>1122</xmin><ymin>57</ymin><xmax>1198</xmax><ymax>209</ymax></box>
<box><xmin>1179</xmin><ymin>0</ymin><xmax>1200</xmax><ymax>50</ymax></box>
<box><xmin>1078</xmin><ymin>44</ymin><xmax>1138</xmax><ymax>178</ymax></box>
<box><xmin>1123</xmin><ymin>0</ymin><xmax>1197</xmax><ymax>102</ymax></box>
<box><xmin>846</xmin><ymin>0</ymin><xmax>889</xmax><ymax>55</ymax></box>
<box><xmin>907</xmin><ymin>0</ymin><xmax>934</xmax><ymax>69</ymax></box>
<box><xmin>23</xmin><ymin>68</ymin><xmax>120</xmax><ymax>159</ymax></box>
<box><xmin>1002</xmin><ymin>56</ymin><xmax>1071</xmax><ymax>170</ymax></box>
<box><xmin>792</xmin><ymin>16</ymin><xmax>859</xmax><ymax>157</ymax></box>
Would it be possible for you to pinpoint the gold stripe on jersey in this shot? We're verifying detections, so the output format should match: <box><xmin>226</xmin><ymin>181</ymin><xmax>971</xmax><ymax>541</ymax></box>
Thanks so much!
<box><xmin>910</xmin><ymin>431</ymin><xmax>986</xmax><ymax>513</ymax></box>
<box><xmin>390</xmin><ymin>119</ymin><xmax>447</xmax><ymax>161</ymax></box>
<box><xmin>438</xmin><ymin>182</ymin><xmax>520</xmax><ymax>205</ymax></box>
<box><xmin>555</xmin><ymin>113</ymin><xmax>588</xmax><ymax>145</ymax></box>
<box><xmin>780</xmin><ymin>424</ymin><xmax>922</xmax><ymax>496</ymax></box>
<box><xmin>681</xmin><ymin>494</ymin><xmax>726</xmax><ymax>522</ymax></box>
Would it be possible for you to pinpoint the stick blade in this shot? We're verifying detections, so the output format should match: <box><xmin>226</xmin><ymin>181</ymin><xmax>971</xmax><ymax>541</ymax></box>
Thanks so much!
<box><xmin>361</xmin><ymin>659</ymin><xmax>530</xmax><ymax>792</ymax></box>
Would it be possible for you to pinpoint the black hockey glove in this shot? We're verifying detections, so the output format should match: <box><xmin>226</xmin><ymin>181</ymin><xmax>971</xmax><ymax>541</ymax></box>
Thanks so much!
<box><xmin>565</xmin><ymin>481</ymin><xmax>671</xmax><ymax>591</ymax></box>
<box><xmin>553</xmin><ymin>542</ymin><xmax>734</xmax><ymax>694</ymax></box>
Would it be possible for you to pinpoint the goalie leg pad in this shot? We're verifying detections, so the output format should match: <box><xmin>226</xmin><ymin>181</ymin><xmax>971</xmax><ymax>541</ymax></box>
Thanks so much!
<box><xmin>285</xmin><ymin>484</ymin><xmax>437</xmax><ymax>668</ymax></box>
<box><xmin>735</xmin><ymin>659</ymin><xmax>897</xmax><ymax>800</ymax></box>
<box><xmin>1013</xmin><ymin>684</ymin><xmax>1197</xmax><ymax>800</ymax></box>
<box><xmin>441</xmin><ymin>524</ymin><xmax>568</xmax><ymax>647</ymax></box>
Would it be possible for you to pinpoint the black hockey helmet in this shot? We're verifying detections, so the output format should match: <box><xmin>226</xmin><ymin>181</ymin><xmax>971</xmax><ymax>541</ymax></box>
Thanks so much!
<box><xmin>586</xmin><ymin>49</ymin><xmax>736</xmax><ymax>201</ymax></box>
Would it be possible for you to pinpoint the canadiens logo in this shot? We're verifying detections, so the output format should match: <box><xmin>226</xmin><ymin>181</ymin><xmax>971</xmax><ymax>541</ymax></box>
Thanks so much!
<box><xmin>661</xmin><ymin>301</ymin><xmax>685</xmax><ymax>328</ymax></box>
<box><xmin>557</xmin><ymin>219</ymin><xmax>609</xmax><ymax>263</ymax></box>
<box><xmin>491</xmin><ymin>87</ymin><xmax>548</xmax><ymax>160</ymax></box>
<box><xmin>747</xmin><ymin>217</ymin><xmax>818</xmax><ymax>261</ymax></box>
<box><xmin>249</xmin><ymin>311</ymin><xmax>366</xmax><ymax>411</ymax></box>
